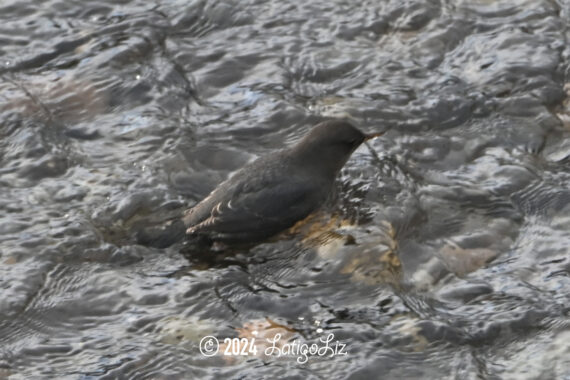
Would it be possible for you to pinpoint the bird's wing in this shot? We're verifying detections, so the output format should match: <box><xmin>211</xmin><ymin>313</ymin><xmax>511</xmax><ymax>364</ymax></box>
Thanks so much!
<box><xmin>182</xmin><ymin>156</ymin><xmax>269</xmax><ymax>228</ymax></box>
<box><xmin>186</xmin><ymin>177</ymin><xmax>323</xmax><ymax>240</ymax></box>
<box><xmin>182</xmin><ymin>183</ymin><xmax>228</xmax><ymax>228</ymax></box>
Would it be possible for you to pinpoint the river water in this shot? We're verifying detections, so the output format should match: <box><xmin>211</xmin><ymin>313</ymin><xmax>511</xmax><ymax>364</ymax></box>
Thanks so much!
<box><xmin>1</xmin><ymin>0</ymin><xmax>569</xmax><ymax>379</ymax></box>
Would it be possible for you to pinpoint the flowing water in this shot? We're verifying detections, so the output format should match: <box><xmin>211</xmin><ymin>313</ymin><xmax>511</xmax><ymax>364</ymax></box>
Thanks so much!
<box><xmin>1</xmin><ymin>0</ymin><xmax>569</xmax><ymax>379</ymax></box>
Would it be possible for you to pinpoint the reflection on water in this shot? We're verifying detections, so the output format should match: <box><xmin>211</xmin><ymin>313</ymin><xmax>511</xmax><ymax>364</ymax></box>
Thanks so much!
<box><xmin>1</xmin><ymin>0</ymin><xmax>569</xmax><ymax>378</ymax></box>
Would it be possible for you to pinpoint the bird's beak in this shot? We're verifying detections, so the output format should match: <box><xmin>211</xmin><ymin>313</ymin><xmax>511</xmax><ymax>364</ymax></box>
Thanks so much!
<box><xmin>365</xmin><ymin>131</ymin><xmax>385</xmax><ymax>141</ymax></box>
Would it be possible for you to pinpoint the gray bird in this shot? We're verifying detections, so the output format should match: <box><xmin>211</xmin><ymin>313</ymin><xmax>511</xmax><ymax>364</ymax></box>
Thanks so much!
<box><xmin>183</xmin><ymin>120</ymin><xmax>381</xmax><ymax>244</ymax></box>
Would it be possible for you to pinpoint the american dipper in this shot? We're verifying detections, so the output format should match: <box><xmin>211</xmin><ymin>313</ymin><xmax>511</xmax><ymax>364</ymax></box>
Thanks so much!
<box><xmin>183</xmin><ymin>120</ymin><xmax>382</xmax><ymax>244</ymax></box>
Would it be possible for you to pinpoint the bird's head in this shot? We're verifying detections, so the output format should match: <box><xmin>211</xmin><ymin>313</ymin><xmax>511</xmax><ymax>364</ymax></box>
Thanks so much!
<box><xmin>291</xmin><ymin>120</ymin><xmax>383</xmax><ymax>177</ymax></box>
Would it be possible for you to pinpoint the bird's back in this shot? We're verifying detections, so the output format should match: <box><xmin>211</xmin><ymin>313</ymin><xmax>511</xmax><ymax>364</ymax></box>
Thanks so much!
<box><xmin>183</xmin><ymin>149</ymin><xmax>331</xmax><ymax>242</ymax></box>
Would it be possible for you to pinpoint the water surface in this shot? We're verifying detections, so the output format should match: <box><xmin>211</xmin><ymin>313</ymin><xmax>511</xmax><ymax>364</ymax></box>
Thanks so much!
<box><xmin>1</xmin><ymin>0</ymin><xmax>569</xmax><ymax>378</ymax></box>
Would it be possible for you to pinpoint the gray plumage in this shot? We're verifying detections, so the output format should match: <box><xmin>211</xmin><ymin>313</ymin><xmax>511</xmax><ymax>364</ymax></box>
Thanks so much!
<box><xmin>183</xmin><ymin>120</ymin><xmax>372</xmax><ymax>243</ymax></box>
